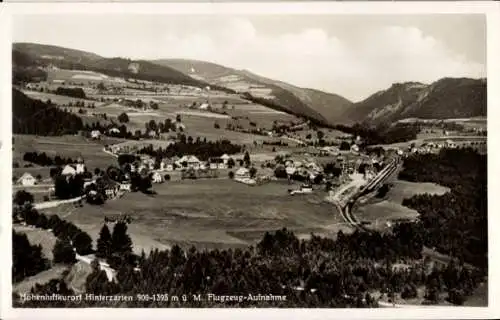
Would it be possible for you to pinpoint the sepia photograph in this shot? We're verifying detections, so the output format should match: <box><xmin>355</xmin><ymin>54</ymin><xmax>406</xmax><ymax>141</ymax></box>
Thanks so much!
<box><xmin>1</xmin><ymin>1</ymin><xmax>498</xmax><ymax>319</ymax></box>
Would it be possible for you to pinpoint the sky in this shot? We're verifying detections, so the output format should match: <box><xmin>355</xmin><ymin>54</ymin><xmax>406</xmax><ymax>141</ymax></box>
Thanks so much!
<box><xmin>13</xmin><ymin>14</ymin><xmax>486</xmax><ymax>101</ymax></box>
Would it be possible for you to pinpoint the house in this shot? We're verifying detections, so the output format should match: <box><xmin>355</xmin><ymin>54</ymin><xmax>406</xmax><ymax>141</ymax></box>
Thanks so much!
<box><xmin>199</xmin><ymin>103</ymin><xmax>209</xmax><ymax>110</ymax></box>
<box><xmin>175</xmin><ymin>122</ymin><xmax>186</xmax><ymax>131</ymax></box>
<box><xmin>105</xmin><ymin>188</ymin><xmax>118</xmax><ymax>198</ymax></box>
<box><xmin>350</xmin><ymin>144</ymin><xmax>360</xmax><ymax>154</ymax></box>
<box><xmin>209</xmin><ymin>162</ymin><xmax>218</xmax><ymax>170</ymax></box>
<box><xmin>62</xmin><ymin>165</ymin><xmax>77</xmax><ymax>176</ymax></box>
<box><xmin>235</xmin><ymin>167</ymin><xmax>250</xmax><ymax>179</ymax></box>
<box><xmin>152</xmin><ymin>172</ymin><xmax>163</xmax><ymax>183</ymax></box>
<box><xmin>286</xmin><ymin>166</ymin><xmax>297</xmax><ymax>176</ymax></box>
<box><xmin>108</xmin><ymin>128</ymin><xmax>120</xmax><ymax>134</ymax></box>
<box><xmin>120</xmin><ymin>183</ymin><xmax>131</xmax><ymax>191</ymax></box>
<box><xmin>177</xmin><ymin>155</ymin><xmax>201</xmax><ymax>169</ymax></box>
<box><xmin>148</xmin><ymin>130</ymin><xmax>157</xmax><ymax>138</ymax></box>
<box><xmin>218</xmin><ymin>163</ymin><xmax>226</xmax><ymax>169</ymax></box>
<box><xmin>220</xmin><ymin>154</ymin><xmax>230</xmax><ymax>164</ymax></box>
<box><xmin>17</xmin><ymin>172</ymin><xmax>36</xmax><ymax>186</ymax></box>
<box><xmin>91</xmin><ymin>130</ymin><xmax>101</xmax><ymax>140</ymax></box>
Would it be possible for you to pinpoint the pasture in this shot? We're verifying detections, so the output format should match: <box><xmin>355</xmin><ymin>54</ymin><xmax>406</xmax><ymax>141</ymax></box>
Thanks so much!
<box><xmin>21</xmin><ymin>90</ymin><xmax>103</xmax><ymax>107</ymax></box>
<box><xmin>13</xmin><ymin>135</ymin><xmax>121</xmax><ymax>179</ymax></box>
<box><xmin>42</xmin><ymin>179</ymin><xmax>343</xmax><ymax>251</ymax></box>
<box><xmin>354</xmin><ymin>180</ymin><xmax>450</xmax><ymax>225</ymax></box>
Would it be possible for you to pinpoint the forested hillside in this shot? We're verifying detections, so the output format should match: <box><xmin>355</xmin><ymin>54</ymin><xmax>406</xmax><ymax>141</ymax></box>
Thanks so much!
<box><xmin>12</xmin><ymin>89</ymin><xmax>84</xmax><ymax>135</ymax></box>
<box><xmin>399</xmin><ymin>148</ymin><xmax>487</xmax><ymax>268</ymax></box>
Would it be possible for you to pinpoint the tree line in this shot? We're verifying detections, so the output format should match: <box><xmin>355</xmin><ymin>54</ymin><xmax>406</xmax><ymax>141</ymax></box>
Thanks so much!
<box><xmin>333</xmin><ymin>123</ymin><xmax>421</xmax><ymax>146</ymax></box>
<box><xmin>15</xmin><ymin>226</ymin><xmax>484</xmax><ymax>307</ymax></box>
<box><xmin>23</xmin><ymin>151</ymin><xmax>79</xmax><ymax>167</ymax></box>
<box><xmin>398</xmin><ymin>148</ymin><xmax>487</xmax><ymax>268</ymax></box>
<box><xmin>12</xmin><ymin>230</ymin><xmax>50</xmax><ymax>283</ymax></box>
<box><xmin>54</xmin><ymin>87</ymin><xmax>87</xmax><ymax>99</ymax></box>
<box><xmin>136</xmin><ymin>139</ymin><xmax>243</xmax><ymax>161</ymax></box>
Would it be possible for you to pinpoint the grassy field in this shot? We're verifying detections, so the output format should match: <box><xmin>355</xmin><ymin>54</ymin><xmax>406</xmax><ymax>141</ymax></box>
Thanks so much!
<box><xmin>354</xmin><ymin>180</ymin><xmax>450</xmax><ymax>225</ymax></box>
<box><xmin>13</xmin><ymin>224</ymin><xmax>57</xmax><ymax>260</ymax></box>
<box><xmin>41</xmin><ymin>179</ymin><xmax>343</xmax><ymax>251</ymax></box>
<box><xmin>13</xmin><ymin>135</ymin><xmax>121</xmax><ymax>179</ymax></box>
<box><xmin>13</xmin><ymin>265</ymin><xmax>69</xmax><ymax>295</ymax></box>
<box><xmin>21</xmin><ymin>90</ymin><xmax>103</xmax><ymax>106</ymax></box>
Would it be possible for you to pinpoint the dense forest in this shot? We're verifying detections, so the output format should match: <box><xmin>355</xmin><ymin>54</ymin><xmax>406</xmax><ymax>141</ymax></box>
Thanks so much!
<box><xmin>54</xmin><ymin>87</ymin><xmax>87</xmax><ymax>99</ymax></box>
<box><xmin>334</xmin><ymin>123</ymin><xmax>421</xmax><ymax>146</ymax></box>
<box><xmin>14</xmin><ymin>227</ymin><xmax>484</xmax><ymax>307</ymax></box>
<box><xmin>13</xmin><ymin>89</ymin><xmax>84</xmax><ymax>135</ymax></box>
<box><xmin>398</xmin><ymin>148</ymin><xmax>487</xmax><ymax>268</ymax></box>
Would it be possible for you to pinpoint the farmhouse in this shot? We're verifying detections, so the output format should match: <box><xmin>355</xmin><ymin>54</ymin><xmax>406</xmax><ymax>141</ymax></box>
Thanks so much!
<box><xmin>235</xmin><ymin>167</ymin><xmax>250</xmax><ymax>179</ymax></box>
<box><xmin>161</xmin><ymin>159</ymin><xmax>175</xmax><ymax>172</ymax></box>
<box><xmin>220</xmin><ymin>154</ymin><xmax>230</xmax><ymax>164</ymax></box>
<box><xmin>350</xmin><ymin>144</ymin><xmax>360</xmax><ymax>154</ymax></box>
<box><xmin>91</xmin><ymin>130</ymin><xmax>101</xmax><ymax>140</ymax></box>
<box><xmin>152</xmin><ymin>172</ymin><xmax>163</xmax><ymax>184</ymax></box>
<box><xmin>177</xmin><ymin>155</ymin><xmax>201</xmax><ymax>169</ymax></box>
<box><xmin>17</xmin><ymin>172</ymin><xmax>36</xmax><ymax>186</ymax></box>
<box><xmin>62</xmin><ymin>165</ymin><xmax>77</xmax><ymax>176</ymax></box>
<box><xmin>120</xmin><ymin>182</ymin><xmax>131</xmax><ymax>191</ymax></box>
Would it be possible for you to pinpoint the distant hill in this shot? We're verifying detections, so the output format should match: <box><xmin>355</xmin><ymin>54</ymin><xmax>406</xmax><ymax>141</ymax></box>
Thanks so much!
<box><xmin>12</xmin><ymin>43</ymin><xmax>216</xmax><ymax>89</ymax></box>
<box><xmin>13</xmin><ymin>44</ymin><xmax>487</xmax><ymax>127</ymax></box>
<box><xmin>344</xmin><ymin>78</ymin><xmax>487</xmax><ymax>126</ymax></box>
<box><xmin>154</xmin><ymin>59</ymin><xmax>353</xmax><ymax>125</ymax></box>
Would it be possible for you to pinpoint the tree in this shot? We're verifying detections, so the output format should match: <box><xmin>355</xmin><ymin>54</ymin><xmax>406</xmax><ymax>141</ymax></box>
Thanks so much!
<box><xmin>111</xmin><ymin>222</ymin><xmax>133</xmax><ymax>255</ymax></box>
<box><xmin>53</xmin><ymin>238</ymin><xmax>76</xmax><ymax>264</ymax></box>
<box><xmin>316</xmin><ymin>130</ymin><xmax>325</xmax><ymax>140</ymax></box>
<box><xmin>244</xmin><ymin>151</ymin><xmax>251</xmax><ymax>167</ymax></box>
<box><xmin>227</xmin><ymin>158</ymin><xmax>235</xmax><ymax>169</ymax></box>
<box><xmin>214</xmin><ymin>122</ymin><xmax>220</xmax><ymax>129</ymax></box>
<box><xmin>14</xmin><ymin>190</ymin><xmax>34</xmax><ymax>206</ymax></box>
<box><xmin>249</xmin><ymin>167</ymin><xmax>257</xmax><ymax>178</ymax></box>
<box><xmin>13</xmin><ymin>231</ymin><xmax>49</xmax><ymax>282</ymax></box>
<box><xmin>96</xmin><ymin>224</ymin><xmax>112</xmax><ymax>259</ymax></box>
<box><xmin>176</xmin><ymin>114</ymin><xmax>182</xmax><ymax>123</ymax></box>
<box><xmin>118</xmin><ymin>112</ymin><xmax>129</xmax><ymax>123</ymax></box>
<box><xmin>72</xmin><ymin>232</ymin><xmax>93</xmax><ymax>255</ymax></box>
<box><xmin>340</xmin><ymin>141</ymin><xmax>350</xmax><ymax>151</ymax></box>
<box><xmin>228</xmin><ymin>171</ymin><xmax>235</xmax><ymax>179</ymax></box>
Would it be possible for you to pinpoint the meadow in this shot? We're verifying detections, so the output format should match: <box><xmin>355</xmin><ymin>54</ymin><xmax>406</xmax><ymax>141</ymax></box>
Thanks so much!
<box><xmin>13</xmin><ymin>134</ymin><xmax>122</xmax><ymax>179</ymax></box>
<box><xmin>354</xmin><ymin>179</ymin><xmax>450</xmax><ymax>226</ymax></box>
<box><xmin>41</xmin><ymin>179</ymin><xmax>343</xmax><ymax>252</ymax></box>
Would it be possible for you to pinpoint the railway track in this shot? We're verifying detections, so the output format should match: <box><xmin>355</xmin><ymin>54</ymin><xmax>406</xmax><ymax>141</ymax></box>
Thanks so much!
<box><xmin>338</xmin><ymin>157</ymin><xmax>402</xmax><ymax>232</ymax></box>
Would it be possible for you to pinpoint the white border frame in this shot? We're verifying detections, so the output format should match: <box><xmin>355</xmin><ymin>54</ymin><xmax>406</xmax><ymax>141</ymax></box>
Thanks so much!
<box><xmin>1</xmin><ymin>2</ymin><xmax>499</xmax><ymax>320</ymax></box>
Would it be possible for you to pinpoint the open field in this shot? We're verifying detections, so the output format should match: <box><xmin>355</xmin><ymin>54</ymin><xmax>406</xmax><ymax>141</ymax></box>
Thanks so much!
<box><xmin>21</xmin><ymin>90</ymin><xmax>103</xmax><ymax>106</ymax></box>
<box><xmin>13</xmin><ymin>265</ymin><xmax>69</xmax><ymax>295</ymax></box>
<box><xmin>354</xmin><ymin>180</ymin><xmax>450</xmax><ymax>224</ymax></box>
<box><xmin>13</xmin><ymin>224</ymin><xmax>57</xmax><ymax>260</ymax></box>
<box><xmin>41</xmin><ymin>179</ymin><xmax>342</xmax><ymax>251</ymax></box>
<box><xmin>13</xmin><ymin>135</ymin><xmax>121</xmax><ymax>179</ymax></box>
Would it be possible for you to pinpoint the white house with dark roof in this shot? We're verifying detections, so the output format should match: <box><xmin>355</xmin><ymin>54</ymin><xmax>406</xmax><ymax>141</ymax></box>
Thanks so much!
<box><xmin>17</xmin><ymin>172</ymin><xmax>36</xmax><ymax>186</ymax></box>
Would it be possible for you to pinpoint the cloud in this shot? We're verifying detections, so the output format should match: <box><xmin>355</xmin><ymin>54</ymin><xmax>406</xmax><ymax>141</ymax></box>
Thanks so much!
<box><xmin>14</xmin><ymin>16</ymin><xmax>485</xmax><ymax>101</ymax></box>
<box><xmin>147</xmin><ymin>18</ymin><xmax>484</xmax><ymax>101</ymax></box>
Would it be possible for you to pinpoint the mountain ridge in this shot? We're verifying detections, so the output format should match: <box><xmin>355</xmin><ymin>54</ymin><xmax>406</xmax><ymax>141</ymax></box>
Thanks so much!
<box><xmin>13</xmin><ymin>42</ymin><xmax>487</xmax><ymax>127</ymax></box>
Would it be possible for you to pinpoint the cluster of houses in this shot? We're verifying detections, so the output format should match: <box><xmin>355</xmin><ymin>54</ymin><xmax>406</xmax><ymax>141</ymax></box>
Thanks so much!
<box><xmin>16</xmin><ymin>157</ymin><xmax>87</xmax><ymax>187</ymax></box>
<box><xmin>384</xmin><ymin>139</ymin><xmax>462</xmax><ymax>156</ymax></box>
